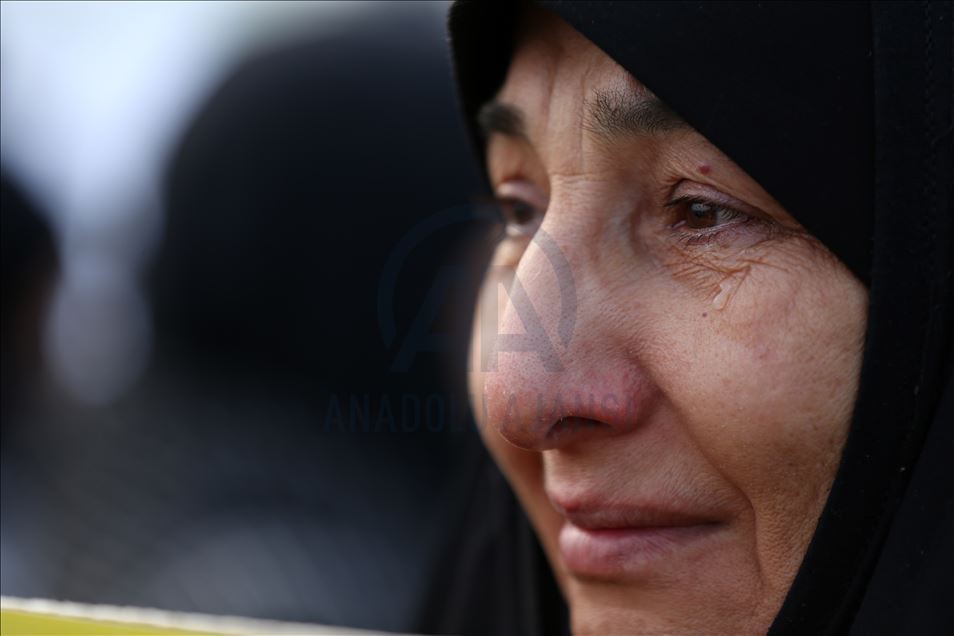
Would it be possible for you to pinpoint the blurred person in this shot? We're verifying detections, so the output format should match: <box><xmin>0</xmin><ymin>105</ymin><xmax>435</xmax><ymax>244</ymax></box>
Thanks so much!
<box><xmin>144</xmin><ymin>3</ymin><xmax>486</xmax><ymax>628</ymax></box>
<box><xmin>1</xmin><ymin>173</ymin><xmax>58</xmax><ymax>426</ymax></box>
<box><xmin>0</xmin><ymin>172</ymin><xmax>61</xmax><ymax>596</ymax></box>
<box><xmin>450</xmin><ymin>2</ymin><xmax>952</xmax><ymax>635</ymax></box>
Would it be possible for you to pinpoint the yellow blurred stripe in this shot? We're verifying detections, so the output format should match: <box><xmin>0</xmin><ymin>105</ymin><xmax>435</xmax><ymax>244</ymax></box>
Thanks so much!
<box><xmin>0</xmin><ymin>609</ymin><xmax>218</xmax><ymax>635</ymax></box>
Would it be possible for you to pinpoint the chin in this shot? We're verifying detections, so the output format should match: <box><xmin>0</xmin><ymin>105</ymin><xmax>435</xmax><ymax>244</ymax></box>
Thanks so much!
<box><xmin>565</xmin><ymin>580</ymin><xmax>780</xmax><ymax>636</ymax></box>
<box><xmin>534</xmin><ymin>509</ymin><xmax>792</xmax><ymax>636</ymax></box>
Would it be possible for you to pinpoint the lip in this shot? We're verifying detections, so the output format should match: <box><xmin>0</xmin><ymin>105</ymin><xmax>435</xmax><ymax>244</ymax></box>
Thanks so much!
<box><xmin>550</xmin><ymin>496</ymin><xmax>724</xmax><ymax>581</ymax></box>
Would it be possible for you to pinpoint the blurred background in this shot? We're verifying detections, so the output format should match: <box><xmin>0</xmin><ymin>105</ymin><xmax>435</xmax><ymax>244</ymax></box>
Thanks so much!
<box><xmin>1</xmin><ymin>2</ymin><xmax>558</xmax><ymax>634</ymax></box>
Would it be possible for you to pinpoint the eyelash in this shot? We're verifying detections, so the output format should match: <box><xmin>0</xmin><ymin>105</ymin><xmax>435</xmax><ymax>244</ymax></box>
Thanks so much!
<box><xmin>664</xmin><ymin>195</ymin><xmax>763</xmax><ymax>246</ymax></box>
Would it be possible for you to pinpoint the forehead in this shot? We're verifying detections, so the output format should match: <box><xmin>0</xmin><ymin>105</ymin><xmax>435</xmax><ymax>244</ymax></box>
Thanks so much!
<box><xmin>507</xmin><ymin>10</ymin><xmax>649</xmax><ymax>97</ymax></box>
<box><xmin>495</xmin><ymin>9</ymin><xmax>657</xmax><ymax>153</ymax></box>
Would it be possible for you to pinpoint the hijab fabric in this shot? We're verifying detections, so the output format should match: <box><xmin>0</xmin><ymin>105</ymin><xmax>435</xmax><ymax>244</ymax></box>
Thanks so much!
<box><xmin>448</xmin><ymin>1</ymin><xmax>954</xmax><ymax>633</ymax></box>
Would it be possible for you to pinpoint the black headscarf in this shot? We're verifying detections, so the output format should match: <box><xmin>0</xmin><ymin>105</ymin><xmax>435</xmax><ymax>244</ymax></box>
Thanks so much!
<box><xmin>448</xmin><ymin>1</ymin><xmax>954</xmax><ymax>634</ymax></box>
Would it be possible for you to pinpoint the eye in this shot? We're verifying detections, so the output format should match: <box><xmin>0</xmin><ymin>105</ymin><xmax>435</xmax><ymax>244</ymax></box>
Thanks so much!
<box><xmin>493</xmin><ymin>180</ymin><xmax>547</xmax><ymax>238</ymax></box>
<box><xmin>662</xmin><ymin>190</ymin><xmax>777</xmax><ymax>247</ymax></box>
<box><xmin>668</xmin><ymin>197</ymin><xmax>745</xmax><ymax>230</ymax></box>
<box><xmin>496</xmin><ymin>196</ymin><xmax>544</xmax><ymax>237</ymax></box>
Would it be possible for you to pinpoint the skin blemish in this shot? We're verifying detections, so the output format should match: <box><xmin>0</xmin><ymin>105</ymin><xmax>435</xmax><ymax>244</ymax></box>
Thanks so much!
<box><xmin>698</xmin><ymin>164</ymin><xmax>711</xmax><ymax>175</ymax></box>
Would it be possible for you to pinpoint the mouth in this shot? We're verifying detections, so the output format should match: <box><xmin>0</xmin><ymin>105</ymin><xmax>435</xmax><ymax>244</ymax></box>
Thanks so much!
<box><xmin>550</xmin><ymin>496</ymin><xmax>725</xmax><ymax>581</ymax></box>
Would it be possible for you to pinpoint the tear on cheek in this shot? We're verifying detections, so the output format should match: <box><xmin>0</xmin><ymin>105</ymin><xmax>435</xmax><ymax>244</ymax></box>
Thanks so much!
<box><xmin>663</xmin><ymin>248</ymin><xmax>756</xmax><ymax>307</ymax></box>
<box><xmin>712</xmin><ymin>272</ymin><xmax>746</xmax><ymax>310</ymax></box>
<box><xmin>660</xmin><ymin>230</ymin><xmax>826</xmax><ymax>315</ymax></box>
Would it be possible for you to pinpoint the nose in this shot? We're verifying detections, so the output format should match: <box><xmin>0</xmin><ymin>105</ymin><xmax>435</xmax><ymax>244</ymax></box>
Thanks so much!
<box><xmin>477</xmin><ymin>224</ymin><xmax>657</xmax><ymax>451</ymax></box>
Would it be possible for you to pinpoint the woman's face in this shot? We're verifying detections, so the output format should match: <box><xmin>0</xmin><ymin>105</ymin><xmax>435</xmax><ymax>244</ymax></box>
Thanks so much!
<box><xmin>467</xmin><ymin>9</ymin><xmax>868</xmax><ymax>635</ymax></box>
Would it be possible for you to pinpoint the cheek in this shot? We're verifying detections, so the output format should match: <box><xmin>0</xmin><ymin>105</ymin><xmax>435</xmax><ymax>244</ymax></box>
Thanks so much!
<box><xmin>648</xmin><ymin>239</ymin><xmax>864</xmax><ymax>457</ymax></box>
<box><xmin>671</xmin><ymin>281</ymin><xmax>859</xmax><ymax>468</ymax></box>
<box><xmin>641</xmin><ymin>247</ymin><xmax>866</xmax><ymax>578</ymax></box>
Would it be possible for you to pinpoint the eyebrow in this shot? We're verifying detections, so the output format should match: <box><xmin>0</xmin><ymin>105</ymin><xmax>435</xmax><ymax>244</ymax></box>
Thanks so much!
<box><xmin>586</xmin><ymin>88</ymin><xmax>689</xmax><ymax>138</ymax></box>
<box><xmin>477</xmin><ymin>87</ymin><xmax>689</xmax><ymax>143</ymax></box>
<box><xmin>477</xmin><ymin>100</ymin><xmax>527</xmax><ymax>139</ymax></box>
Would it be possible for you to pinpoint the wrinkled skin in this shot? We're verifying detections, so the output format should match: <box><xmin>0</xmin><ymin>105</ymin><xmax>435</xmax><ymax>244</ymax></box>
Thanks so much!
<box><xmin>467</xmin><ymin>8</ymin><xmax>868</xmax><ymax>635</ymax></box>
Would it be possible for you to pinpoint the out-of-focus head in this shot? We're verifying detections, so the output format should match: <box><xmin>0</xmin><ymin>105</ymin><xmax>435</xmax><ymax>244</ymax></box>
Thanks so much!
<box><xmin>1</xmin><ymin>173</ymin><xmax>58</xmax><ymax>421</ymax></box>
<box><xmin>465</xmin><ymin>7</ymin><xmax>867</xmax><ymax>634</ymax></box>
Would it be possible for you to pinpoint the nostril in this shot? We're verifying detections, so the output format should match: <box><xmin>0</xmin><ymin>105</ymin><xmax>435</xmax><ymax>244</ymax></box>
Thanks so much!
<box><xmin>547</xmin><ymin>416</ymin><xmax>611</xmax><ymax>441</ymax></box>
